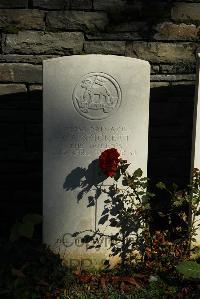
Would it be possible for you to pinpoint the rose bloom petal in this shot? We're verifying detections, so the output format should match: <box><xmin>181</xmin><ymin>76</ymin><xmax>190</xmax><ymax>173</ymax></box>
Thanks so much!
<box><xmin>99</xmin><ymin>148</ymin><xmax>120</xmax><ymax>177</ymax></box>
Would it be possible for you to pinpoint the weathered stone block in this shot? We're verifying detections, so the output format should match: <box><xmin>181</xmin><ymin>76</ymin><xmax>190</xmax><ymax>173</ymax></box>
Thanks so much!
<box><xmin>0</xmin><ymin>54</ymin><xmax>59</xmax><ymax>65</ymax></box>
<box><xmin>154</xmin><ymin>22</ymin><xmax>199</xmax><ymax>41</ymax></box>
<box><xmin>84</xmin><ymin>41</ymin><xmax>126</xmax><ymax>55</ymax></box>
<box><xmin>85</xmin><ymin>21</ymin><xmax>148</xmax><ymax>40</ymax></box>
<box><xmin>0</xmin><ymin>84</ymin><xmax>26</xmax><ymax>95</ymax></box>
<box><xmin>0</xmin><ymin>9</ymin><xmax>45</xmax><ymax>31</ymax></box>
<box><xmin>125</xmin><ymin>42</ymin><xmax>197</xmax><ymax>63</ymax></box>
<box><xmin>33</xmin><ymin>0</ymin><xmax>69</xmax><ymax>9</ymax></box>
<box><xmin>86</xmin><ymin>32</ymin><xmax>141</xmax><ymax>41</ymax></box>
<box><xmin>151</xmin><ymin>65</ymin><xmax>159</xmax><ymax>74</ymax></box>
<box><xmin>171</xmin><ymin>81</ymin><xmax>195</xmax><ymax>86</ymax></box>
<box><xmin>0</xmin><ymin>0</ymin><xmax>28</xmax><ymax>8</ymax></box>
<box><xmin>0</xmin><ymin>64</ymin><xmax>42</xmax><ymax>83</ymax></box>
<box><xmin>71</xmin><ymin>0</ymin><xmax>92</xmax><ymax>9</ymax></box>
<box><xmin>172</xmin><ymin>3</ymin><xmax>200</xmax><ymax>23</ymax></box>
<box><xmin>150</xmin><ymin>82</ymin><xmax>170</xmax><ymax>88</ymax></box>
<box><xmin>160</xmin><ymin>63</ymin><xmax>196</xmax><ymax>74</ymax></box>
<box><xmin>151</xmin><ymin>74</ymin><xmax>196</xmax><ymax>82</ymax></box>
<box><xmin>3</xmin><ymin>31</ymin><xmax>84</xmax><ymax>55</ymax></box>
<box><xmin>46</xmin><ymin>11</ymin><xmax>108</xmax><ymax>32</ymax></box>
<box><xmin>29</xmin><ymin>85</ymin><xmax>43</xmax><ymax>92</ymax></box>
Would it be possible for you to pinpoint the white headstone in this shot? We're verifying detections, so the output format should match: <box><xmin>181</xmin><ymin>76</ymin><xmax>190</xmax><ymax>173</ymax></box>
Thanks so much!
<box><xmin>43</xmin><ymin>55</ymin><xmax>150</xmax><ymax>268</ymax></box>
<box><xmin>191</xmin><ymin>52</ymin><xmax>200</xmax><ymax>247</ymax></box>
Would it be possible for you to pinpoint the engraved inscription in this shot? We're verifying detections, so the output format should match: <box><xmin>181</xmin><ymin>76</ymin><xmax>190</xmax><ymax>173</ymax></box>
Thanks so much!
<box><xmin>45</xmin><ymin>126</ymin><xmax>136</xmax><ymax>158</ymax></box>
<box><xmin>72</xmin><ymin>73</ymin><xmax>122</xmax><ymax>120</ymax></box>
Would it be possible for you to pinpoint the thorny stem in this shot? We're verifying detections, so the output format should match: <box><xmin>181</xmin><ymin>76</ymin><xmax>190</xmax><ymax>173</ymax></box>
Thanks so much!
<box><xmin>124</xmin><ymin>171</ymin><xmax>143</xmax><ymax>204</ymax></box>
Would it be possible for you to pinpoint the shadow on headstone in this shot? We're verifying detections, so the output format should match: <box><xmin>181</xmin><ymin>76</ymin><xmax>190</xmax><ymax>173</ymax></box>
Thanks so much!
<box><xmin>63</xmin><ymin>159</ymin><xmax>107</xmax><ymax>203</ymax></box>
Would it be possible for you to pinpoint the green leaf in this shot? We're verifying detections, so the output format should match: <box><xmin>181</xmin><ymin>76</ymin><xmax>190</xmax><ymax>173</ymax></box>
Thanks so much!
<box><xmin>87</xmin><ymin>196</ymin><xmax>95</xmax><ymax>207</ymax></box>
<box><xmin>156</xmin><ymin>182</ymin><xmax>166</xmax><ymax>190</ymax></box>
<box><xmin>176</xmin><ymin>261</ymin><xmax>200</xmax><ymax>279</ymax></box>
<box><xmin>104</xmin><ymin>199</ymin><xmax>110</xmax><ymax>204</ymax></box>
<box><xmin>133</xmin><ymin>168</ymin><xmax>143</xmax><ymax>178</ymax></box>
<box><xmin>114</xmin><ymin>169</ymin><xmax>120</xmax><ymax>181</ymax></box>
<box><xmin>22</xmin><ymin>213</ymin><xmax>42</xmax><ymax>225</ymax></box>
<box><xmin>98</xmin><ymin>214</ymin><xmax>109</xmax><ymax>225</ymax></box>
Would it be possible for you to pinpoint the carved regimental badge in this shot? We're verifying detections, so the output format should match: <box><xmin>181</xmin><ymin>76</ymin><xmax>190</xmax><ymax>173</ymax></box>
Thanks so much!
<box><xmin>72</xmin><ymin>72</ymin><xmax>122</xmax><ymax>120</ymax></box>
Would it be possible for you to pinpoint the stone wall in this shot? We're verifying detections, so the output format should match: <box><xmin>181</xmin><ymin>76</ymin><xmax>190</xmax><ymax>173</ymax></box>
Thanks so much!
<box><xmin>0</xmin><ymin>0</ymin><xmax>199</xmax><ymax>236</ymax></box>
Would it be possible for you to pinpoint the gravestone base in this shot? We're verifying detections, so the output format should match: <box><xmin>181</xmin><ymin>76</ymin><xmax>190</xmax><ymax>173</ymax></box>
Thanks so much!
<box><xmin>60</xmin><ymin>251</ymin><xmax>120</xmax><ymax>270</ymax></box>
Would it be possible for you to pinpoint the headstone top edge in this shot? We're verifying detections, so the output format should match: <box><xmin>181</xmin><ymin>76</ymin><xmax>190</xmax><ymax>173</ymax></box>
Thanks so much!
<box><xmin>43</xmin><ymin>54</ymin><xmax>150</xmax><ymax>68</ymax></box>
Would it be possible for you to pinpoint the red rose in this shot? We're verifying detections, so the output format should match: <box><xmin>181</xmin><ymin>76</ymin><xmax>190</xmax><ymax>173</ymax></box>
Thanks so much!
<box><xmin>99</xmin><ymin>148</ymin><xmax>120</xmax><ymax>177</ymax></box>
